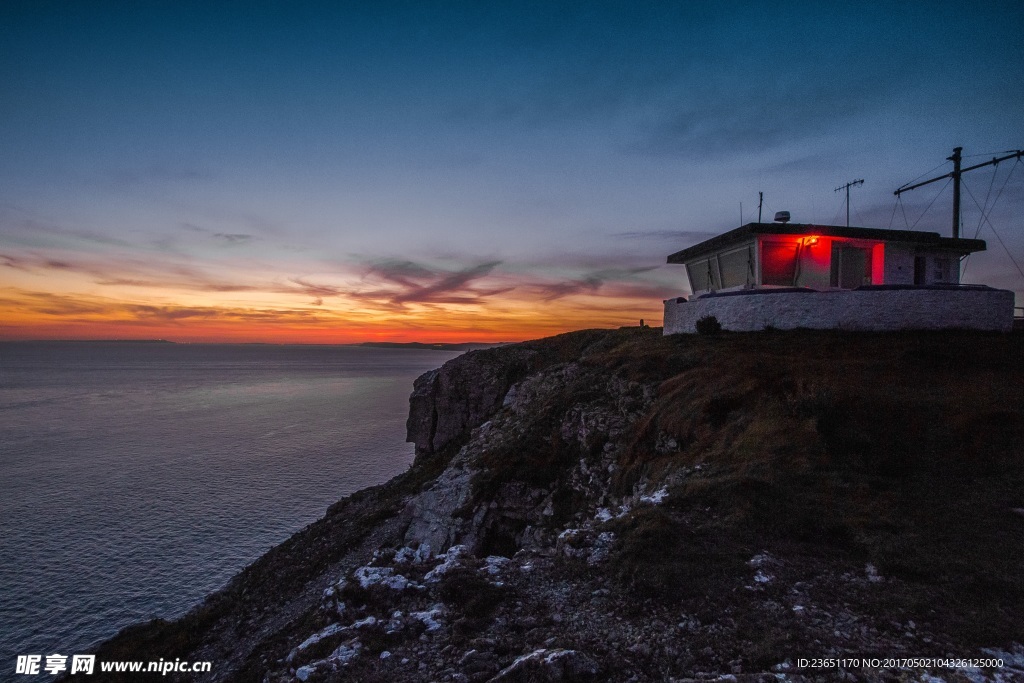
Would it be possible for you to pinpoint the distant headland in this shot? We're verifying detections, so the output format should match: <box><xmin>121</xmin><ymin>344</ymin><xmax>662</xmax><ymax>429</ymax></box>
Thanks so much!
<box><xmin>357</xmin><ymin>341</ymin><xmax>507</xmax><ymax>351</ymax></box>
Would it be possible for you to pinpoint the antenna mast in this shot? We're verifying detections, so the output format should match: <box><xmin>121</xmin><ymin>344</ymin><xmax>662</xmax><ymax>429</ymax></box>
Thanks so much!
<box><xmin>894</xmin><ymin>146</ymin><xmax>1024</xmax><ymax>238</ymax></box>
<box><xmin>758</xmin><ymin>192</ymin><xmax>763</xmax><ymax>223</ymax></box>
<box><xmin>834</xmin><ymin>179</ymin><xmax>864</xmax><ymax>227</ymax></box>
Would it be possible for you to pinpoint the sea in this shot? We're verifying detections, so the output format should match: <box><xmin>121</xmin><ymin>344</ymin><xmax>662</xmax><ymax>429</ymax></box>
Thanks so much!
<box><xmin>0</xmin><ymin>342</ymin><xmax>463</xmax><ymax>672</ymax></box>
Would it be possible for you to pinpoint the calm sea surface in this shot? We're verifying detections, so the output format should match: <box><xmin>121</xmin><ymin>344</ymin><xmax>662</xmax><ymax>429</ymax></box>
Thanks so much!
<box><xmin>0</xmin><ymin>342</ymin><xmax>461</xmax><ymax>668</ymax></box>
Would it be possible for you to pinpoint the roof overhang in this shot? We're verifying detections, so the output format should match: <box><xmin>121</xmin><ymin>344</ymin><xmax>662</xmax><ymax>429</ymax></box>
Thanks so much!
<box><xmin>666</xmin><ymin>223</ymin><xmax>987</xmax><ymax>264</ymax></box>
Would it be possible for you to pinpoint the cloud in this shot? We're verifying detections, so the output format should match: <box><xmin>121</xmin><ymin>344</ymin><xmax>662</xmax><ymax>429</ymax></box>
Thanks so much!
<box><xmin>0</xmin><ymin>289</ymin><xmax>323</xmax><ymax>326</ymax></box>
<box><xmin>353</xmin><ymin>259</ymin><xmax>513</xmax><ymax>307</ymax></box>
<box><xmin>1</xmin><ymin>249</ymin><xmax>263</xmax><ymax>294</ymax></box>
<box><xmin>536</xmin><ymin>275</ymin><xmax>603</xmax><ymax>301</ymax></box>
<box><xmin>108</xmin><ymin>165</ymin><xmax>209</xmax><ymax>185</ymax></box>
<box><xmin>173</xmin><ymin>224</ymin><xmax>258</xmax><ymax>248</ymax></box>
<box><xmin>287</xmin><ymin>278</ymin><xmax>344</xmax><ymax>304</ymax></box>
<box><xmin>363</xmin><ymin>260</ymin><xmax>439</xmax><ymax>288</ymax></box>
<box><xmin>629</xmin><ymin>74</ymin><xmax>895</xmax><ymax>159</ymax></box>
<box><xmin>0</xmin><ymin>290</ymin><xmax>111</xmax><ymax>316</ymax></box>
<box><xmin>213</xmin><ymin>232</ymin><xmax>255</xmax><ymax>245</ymax></box>
<box><xmin>1</xmin><ymin>254</ymin><xmax>31</xmax><ymax>270</ymax></box>
<box><xmin>533</xmin><ymin>266</ymin><xmax>660</xmax><ymax>301</ymax></box>
<box><xmin>612</xmin><ymin>230</ymin><xmax>720</xmax><ymax>242</ymax></box>
<box><xmin>3</xmin><ymin>217</ymin><xmax>135</xmax><ymax>249</ymax></box>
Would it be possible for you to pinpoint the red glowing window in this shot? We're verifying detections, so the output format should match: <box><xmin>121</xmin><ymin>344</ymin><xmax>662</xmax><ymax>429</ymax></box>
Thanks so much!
<box><xmin>761</xmin><ymin>242</ymin><xmax>798</xmax><ymax>285</ymax></box>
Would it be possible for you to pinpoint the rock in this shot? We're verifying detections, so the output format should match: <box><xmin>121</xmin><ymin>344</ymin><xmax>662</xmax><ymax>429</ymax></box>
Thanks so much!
<box><xmin>403</xmin><ymin>465</ymin><xmax>474</xmax><ymax>552</ymax></box>
<box><xmin>406</xmin><ymin>368</ymin><xmax>441</xmax><ymax>456</ymax></box>
<box><xmin>487</xmin><ymin>648</ymin><xmax>600</xmax><ymax>682</ymax></box>
<box><xmin>407</xmin><ymin>348</ymin><xmax>539</xmax><ymax>458</ymax></box>
<box><xmin>459</xmin><ymin>649</ymin><xmax>500</xmax><ymax>677</ymax></box>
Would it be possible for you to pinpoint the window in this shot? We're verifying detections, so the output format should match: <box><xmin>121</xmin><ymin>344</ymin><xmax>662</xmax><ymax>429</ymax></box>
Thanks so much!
<box><xmin>761</xmin><ymin>242</ymin><xmax>798</xmax><ymax>286</ymax></box>
<box><xmin>718</xmin><ymin>246</ymin><xmax>753</xmax><ymax>288</ymax></box>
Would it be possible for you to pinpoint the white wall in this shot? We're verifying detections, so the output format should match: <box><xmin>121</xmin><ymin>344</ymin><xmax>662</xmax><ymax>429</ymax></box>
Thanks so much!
<box><xmin>883</xmin><ymin>246</ymin><xmax>915</xmax><ymax>285</ymax></box>
<box><xmin>663</xmin><ymin>288</ymin><xmax>1014</xmax><ymax>334</ymax></box>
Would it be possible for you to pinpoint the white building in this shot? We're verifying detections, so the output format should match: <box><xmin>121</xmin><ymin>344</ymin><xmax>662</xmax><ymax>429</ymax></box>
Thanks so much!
<box><xmin>663</xmin><ymin>221</ymin><xmax>1014</xmax><ymax>334</ymax></box>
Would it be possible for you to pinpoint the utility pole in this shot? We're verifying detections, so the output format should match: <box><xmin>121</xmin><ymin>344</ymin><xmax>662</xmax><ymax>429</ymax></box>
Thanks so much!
<box><xmin>950</xmin><ymin>147</ymin><xmax>962</xmax><ymax>238</ymax></box>
<box><xmin>894</xmin><ymin>146</ymin><xmax>1024</xmax><ymax>239</ymax></box>
<box><xmin>834</xmin><ymin>179</ymin><xmax>864</xmax><ymax>227</ymax></box>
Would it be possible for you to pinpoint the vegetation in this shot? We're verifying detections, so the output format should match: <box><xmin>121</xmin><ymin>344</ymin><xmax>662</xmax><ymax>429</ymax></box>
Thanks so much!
<box><xmin>694</xmin><ymin>314</ymin><xmax>723</xmax><ymax>334</ymax></box>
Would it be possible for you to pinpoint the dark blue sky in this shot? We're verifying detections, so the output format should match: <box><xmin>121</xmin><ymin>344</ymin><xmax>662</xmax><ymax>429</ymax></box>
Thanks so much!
<box><xmin>2</xmin><ymin>1</ymin><xmax>1023</xmax><ymax>340</ymax></box>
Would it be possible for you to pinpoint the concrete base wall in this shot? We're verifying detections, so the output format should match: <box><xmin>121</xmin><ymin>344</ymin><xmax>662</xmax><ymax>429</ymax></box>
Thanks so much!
<box><xmin>663</xmin><ymin>288</ymin><xmax>1015</xmax><ymax>334</ymax></box>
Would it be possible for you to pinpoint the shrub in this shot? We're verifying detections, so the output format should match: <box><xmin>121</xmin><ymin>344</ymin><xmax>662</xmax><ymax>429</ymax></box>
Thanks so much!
<box><xmin>607</xmin><ymin>508</ymin><xmax>744</xmax><ymax>601</ymax></box>
<box><xmin>695</xmin><ymin>315</ymin><xmax>722</xmax><ymax>335</ymax></box>
<box><xmin>436</xmin><ymin>567</ymin><xmax>505</xmax><ymax>619</ymax></box>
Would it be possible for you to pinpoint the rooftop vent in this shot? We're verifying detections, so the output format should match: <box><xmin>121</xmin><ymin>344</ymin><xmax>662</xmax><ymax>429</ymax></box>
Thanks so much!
<box><xmin>774</xmin><ymin>211</ymin><xmax>791</xmax><ymax>223</ymax></box>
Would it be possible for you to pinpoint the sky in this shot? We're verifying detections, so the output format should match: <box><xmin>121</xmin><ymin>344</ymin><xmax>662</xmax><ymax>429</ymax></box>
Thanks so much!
<box><xmin>2</xmin><ymin>1</ymin><xmax>1022</xmax><ymax>343</ymax></box>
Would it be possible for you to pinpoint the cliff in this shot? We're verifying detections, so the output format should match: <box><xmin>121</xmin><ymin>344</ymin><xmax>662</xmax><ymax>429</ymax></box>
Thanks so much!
<box><xmin>76</xmin><ymin>328</ymin><xmax>1024</xmax><ymax>682</ymax></box>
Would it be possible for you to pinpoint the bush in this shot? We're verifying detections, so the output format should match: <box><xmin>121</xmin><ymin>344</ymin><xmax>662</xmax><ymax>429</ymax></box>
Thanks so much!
<box><xmin>695</xmin><ymin>315</ymin><xmax>722</xmax><ymax>335</ymax></box>
<box><xmin>436</xmin><ymin>567</ymin><xmax>505</xmax><ymax>619</ymax></box>
<box><xmin>607</xmin><ymin>508</ymin><xmax>744</xmax><ymax>601</ymax></box>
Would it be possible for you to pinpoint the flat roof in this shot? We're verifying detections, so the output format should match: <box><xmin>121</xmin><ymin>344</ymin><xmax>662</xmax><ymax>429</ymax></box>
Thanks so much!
<box><xmin>666</xmin><ymin>223</ymin><xmax>987</xmax><ymax>264</ymax></box>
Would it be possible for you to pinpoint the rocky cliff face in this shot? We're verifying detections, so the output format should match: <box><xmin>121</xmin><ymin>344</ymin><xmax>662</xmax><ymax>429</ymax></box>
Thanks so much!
<box><xmin>405</xmin><ymin>346</ymin><xmax>537</xmax><ymax>459</ymax></box>
<box><xmin>78</xmin><ymin>328</ymin><xmax>1024</xmax><ymax>683</ymax></box>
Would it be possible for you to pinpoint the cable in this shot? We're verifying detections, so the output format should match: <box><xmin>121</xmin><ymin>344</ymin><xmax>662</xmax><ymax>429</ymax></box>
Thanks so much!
<box><xmin>985</xmin><ymin>221</ymin><xmax>1024</xmax><ymax>282</ymax></box>
<box><xmin>853</xmin><ymin>204</ymin><xmax>867</xmax><ymax>228</ymax></box>
<box><xmin>897</xmin><ymin>160</ymin><xmax>951</xmax><ymax>191</ymax></box>
<box><xmin>963</xmin><ymin>160</ymin><xmax>1020</xmax><ymax>239</ymax></box>
<box><xmin>963</xmin><ymin>149</ymin><xmax>1020</xmax><ymax>158</ymax></box>
<box><xmin>899</xmin><ymin>195</ymin><xmax>911</xmax><ymax>229</ymax></box>
<box><xmin>962</xmin><ymin>179</ymin><xmax>1024</xmax><ymax>282</ymax></box>
<box><xmin>962</xmin><ymin>160</ymin><xmax>1020</xmax><ymax>279</ymax></box>
<box><xmin>972</xmin><ymin>162</ymin><xmax>999</xmax><ymax>239</ymax></box>
<box><xmin>830</xmin><ymin>197</ymin><xmax>845</xmax><ymax>226</ymax></box>
<box><xmin>908</xmin><ymin>178</ymin><xmax>952</xmax><ymax>229</ymax></box>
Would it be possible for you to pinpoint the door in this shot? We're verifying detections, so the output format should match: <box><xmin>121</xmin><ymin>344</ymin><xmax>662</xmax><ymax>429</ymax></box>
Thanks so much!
<box><xmin>830</xmin><ymin>246</ymin><xmax>871</xmax><ymax>288</ymax></box>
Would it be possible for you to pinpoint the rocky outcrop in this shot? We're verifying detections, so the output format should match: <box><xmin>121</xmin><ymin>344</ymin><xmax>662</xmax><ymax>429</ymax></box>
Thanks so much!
<box><xmin>406</xmin><ymin>346</ymin><xmax>543</xmax><ymax>459</ymax></box>
<box><xmin>402</xmin><ymin>357</ymin><xmax>656</xmax><ymax>558</ymax></box>
<box><xmin>79</xmin><ymin>328</ymin><xmax>1024</xmax><ymax>683</ymax></box>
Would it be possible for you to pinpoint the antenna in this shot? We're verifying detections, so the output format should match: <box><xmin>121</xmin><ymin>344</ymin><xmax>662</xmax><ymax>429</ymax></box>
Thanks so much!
<box><xmin>758</xmin><ymin>192</ymin><xmax>763</xmax><ymax>223</ymax></box>
<box><xmin>834</xmin><ymin>179</ymin><xmax>864</xmax><ymax>227</ymax></box>
<box><xmin>894</xmin><ymin>146</ymin><xmax>1024</xmax><ymax>238</ymax></box>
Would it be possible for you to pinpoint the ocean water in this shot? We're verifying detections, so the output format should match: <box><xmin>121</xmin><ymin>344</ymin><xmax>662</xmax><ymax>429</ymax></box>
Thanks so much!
<box><xmin>0</xmin><ymin>342</ymin><xmax>461</xmax><ymax>669</ymax></box>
